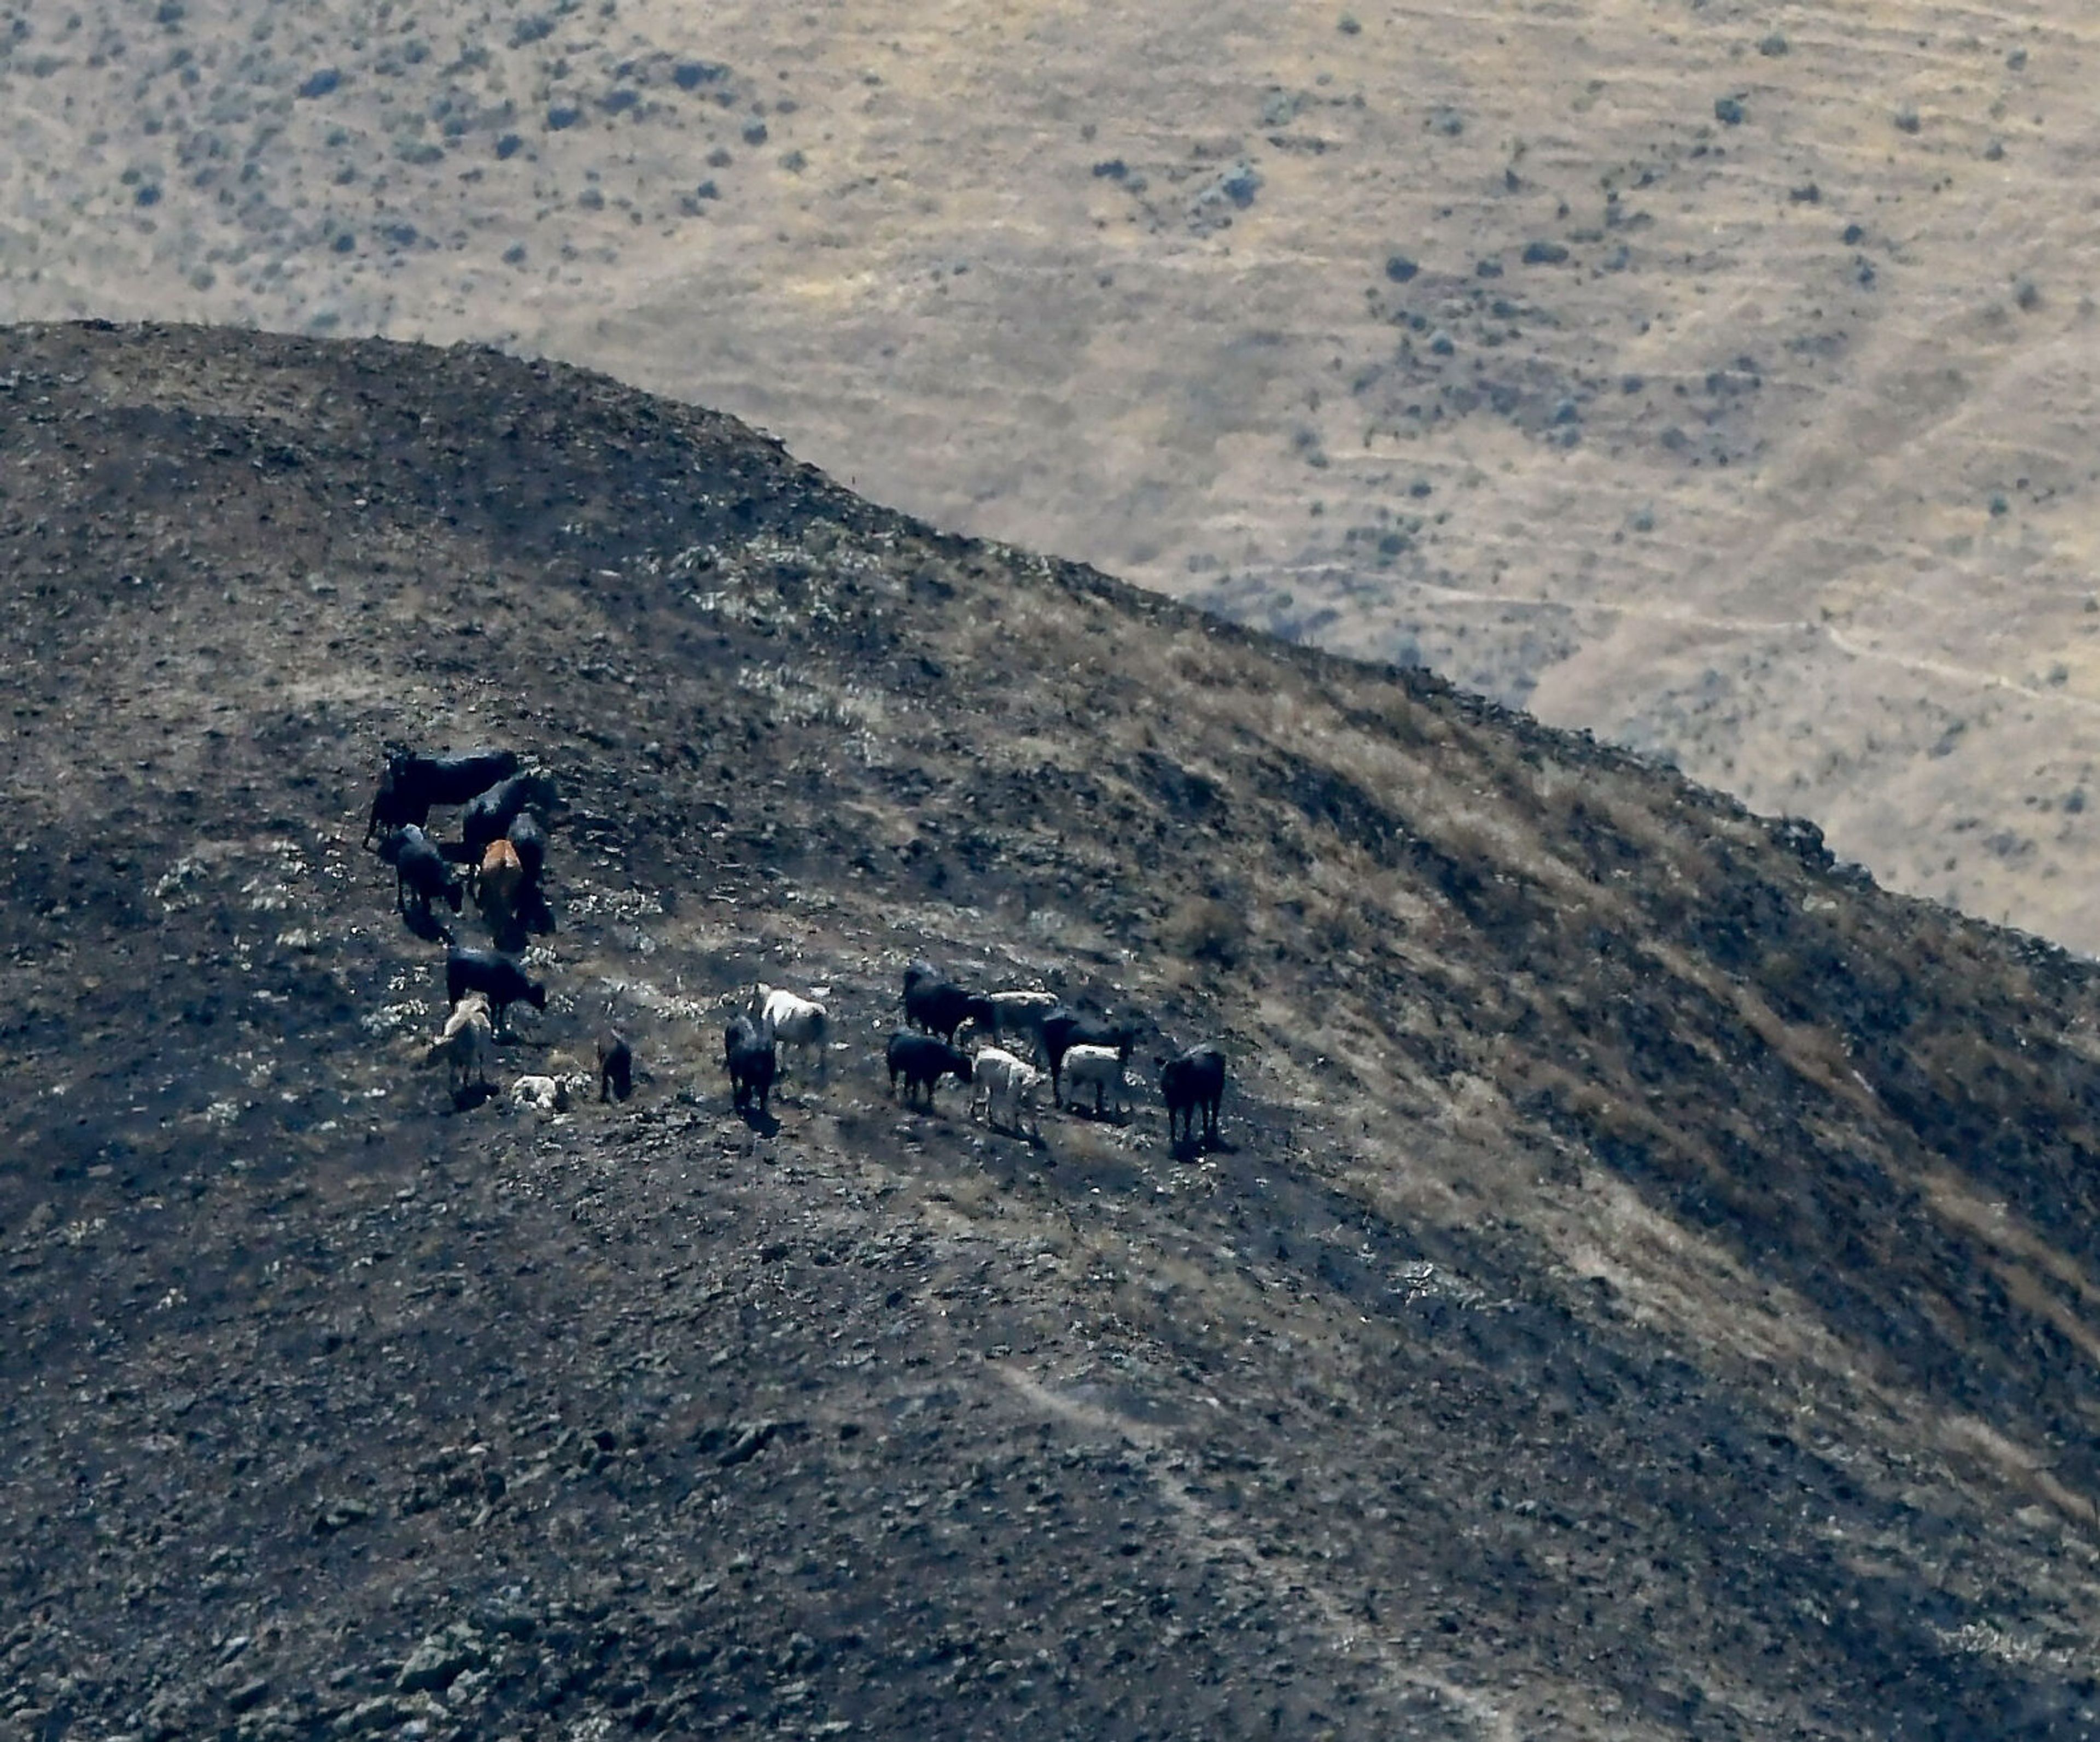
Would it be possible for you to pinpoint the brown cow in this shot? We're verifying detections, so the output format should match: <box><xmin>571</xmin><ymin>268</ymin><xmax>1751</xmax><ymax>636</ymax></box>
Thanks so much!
<box><xmin>476</xmin><ymin>838</ymin><xmax>526</xmax><ymax>934</ymax></box>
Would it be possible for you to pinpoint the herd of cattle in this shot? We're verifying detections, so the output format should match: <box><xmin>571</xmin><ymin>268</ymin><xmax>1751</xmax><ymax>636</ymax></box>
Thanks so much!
<box><xmin>365</xmin><ymin>746</ymin><xmax>1228</xmax><ymax>1148</ymax></box>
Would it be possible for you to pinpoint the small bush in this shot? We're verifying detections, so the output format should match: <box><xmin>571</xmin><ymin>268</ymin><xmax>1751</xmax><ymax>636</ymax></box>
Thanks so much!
<box><xmin>1168</xmin><ymin>897</ymin><xmax>1247</xmax><ymax>968</ymax></box>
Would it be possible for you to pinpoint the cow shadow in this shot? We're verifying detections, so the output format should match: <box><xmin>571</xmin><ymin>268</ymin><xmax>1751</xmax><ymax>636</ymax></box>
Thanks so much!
<box><xmin>401</xmin><ymin>905</ymin><xmax>457</xmax><ymax>945</ymax></box>
<box><xmin>1058</xmin><ymin>1100</ymin><xmax>1134</xmax><ymax>1127</ymax></box>
<box><xmin>483</xmin><ymin>906</ymin><xmax>529</xmax><ymax>955</ymax></box>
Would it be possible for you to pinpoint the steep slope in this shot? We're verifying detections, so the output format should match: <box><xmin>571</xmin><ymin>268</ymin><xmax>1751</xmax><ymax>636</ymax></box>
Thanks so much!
<box><xmin>7</xmin><ymin>323</ymin><xmax>2100</xmax><ymax>1738</ymax></box>
<box><xmin>5</xmin><ymin>0</ymin><xmax>2100</xmax><ymax>950</ymax></box>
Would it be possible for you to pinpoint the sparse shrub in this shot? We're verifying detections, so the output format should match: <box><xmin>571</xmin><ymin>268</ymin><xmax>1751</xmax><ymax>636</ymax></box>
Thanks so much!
<box><xmin>1167</xmin><ymin>896</ymin><xmax>1246</xmax><ymax>968</ymax></box>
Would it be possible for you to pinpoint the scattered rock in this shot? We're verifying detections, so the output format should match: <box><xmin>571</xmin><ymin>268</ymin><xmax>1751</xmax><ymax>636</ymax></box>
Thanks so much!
<box><xmin>312</xmin><ymin>1498</ymin><xmax>372</xmax><ymax>1535</ymax></box>
<box><xmin>226</xmin><ymin>1677</ymin><xmax>271</xmax><ymax>1713</ymax></box>
<box><xmin>396</xmin><ymin>1629</ymin><xmax>485</xmax><ymax>1694</ymax></box>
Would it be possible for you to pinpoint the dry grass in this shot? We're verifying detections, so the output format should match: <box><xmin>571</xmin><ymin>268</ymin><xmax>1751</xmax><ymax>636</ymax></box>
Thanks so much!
<box><xmin>8</xmin><ymin>0</ymin><xmax>2100</xmax><ymax>947</ymax></box>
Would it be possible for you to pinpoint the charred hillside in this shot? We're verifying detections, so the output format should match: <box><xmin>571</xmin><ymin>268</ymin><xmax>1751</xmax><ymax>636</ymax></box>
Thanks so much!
<box><xmin>5</xmin><ymin>322</ymin><xmax>2100</xmax><ymax>1740</ymax></box>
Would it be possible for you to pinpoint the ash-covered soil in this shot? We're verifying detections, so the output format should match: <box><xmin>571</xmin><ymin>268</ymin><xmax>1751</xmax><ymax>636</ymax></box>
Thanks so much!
<box><xmin>8</xmin><ymin>322</ymin><xmax>2100</xmax><ymax>1739</ymax></box>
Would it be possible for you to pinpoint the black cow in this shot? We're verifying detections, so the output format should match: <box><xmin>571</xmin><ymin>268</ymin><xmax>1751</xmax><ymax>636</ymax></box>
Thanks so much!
<box><xmin>506</xmin><ymin>810</ymin><xmax>548</xmax><ymax>890</ymax></box>
<box><xmin>725</xmin><ymin>1015</ymin><xmax>777</xmax><ymax>1114</ymax></box>
<box><xmin>462</xmin><ymin>773</ymin><xmax>556</xmax><ymax>860</ymax></box>
<box><xmin>1041</xmin><ymin>1009</ymin><xmax>1140</xmax><ymax>1104</ymax></box>
<box><xmin>886</xmin><ymin>1032</ymin><xmax>973</xmax><ymax>1108</ymax></box>
<box><xmin>444</xmin><ymin>946</ymin><xmax>547</xmax><ymax>1034</ymax></box>
<box><xmin>378</xmin><ymin>824</ymin><xmax>463</xmax><ymax>916</ymax></box>
<box><xmin>1160</xmin><ymin>1045</ymin><xmax>1227</xmax><ymax>1146</ymax></box>
<box><xmin>902</xmin><ymin>962</ymin><xmax>991</xmax><ymax>1045</ymax></box>
<box><xmin>597</xmin><ymin>1031</ymin><xmax>633</xmax><ymax>1103</ymax></box>
<box><xmin>364</xmin><ymin>747</ymin><xmax>520</xmax><ymax>846</ymax></box>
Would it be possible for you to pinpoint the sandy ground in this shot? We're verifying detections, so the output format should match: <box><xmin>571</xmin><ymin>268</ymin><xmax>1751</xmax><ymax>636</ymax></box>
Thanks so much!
<box><xmin>3</xmin><ymin>0</ymin><xmax>2099</xmax><ymax>946</ymax></box>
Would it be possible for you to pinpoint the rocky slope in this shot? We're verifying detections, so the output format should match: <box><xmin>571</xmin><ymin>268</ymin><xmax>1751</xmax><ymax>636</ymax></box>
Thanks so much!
<box><xmin>7</xmin><ymin>322</ymin><xmax>2100</xmax><ymax>1738</ymax></box>
<box><xmin>5</xmin><ymin>0</ymin><xmax>2100</xmax><ymax>950</ymax></box>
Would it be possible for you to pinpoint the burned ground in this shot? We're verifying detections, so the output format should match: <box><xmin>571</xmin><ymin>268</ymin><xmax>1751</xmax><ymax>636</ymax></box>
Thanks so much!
<box><xmin>6</xmin><ymin>323</ymin><xmax>2100</xmax><ymax>1739</ymax></box>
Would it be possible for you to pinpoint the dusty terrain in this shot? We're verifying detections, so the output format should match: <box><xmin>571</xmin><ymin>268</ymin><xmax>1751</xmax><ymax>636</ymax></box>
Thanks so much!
<box><xmin>4</xmin><ymin>0</ymin><xmax>2099</xmax><ymax>950</ymax></box>
<box><xmin>9</xmin><ymin>322</ymin><xmax>2100</xmax><ymax>1737</ymax></box>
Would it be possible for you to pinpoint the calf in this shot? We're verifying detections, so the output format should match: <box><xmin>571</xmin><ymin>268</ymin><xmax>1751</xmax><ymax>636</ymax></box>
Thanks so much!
<box><xmin>1042</xmin><ymin>1010</ymin><xmax>1140</xmax><ymax>1104</ymax></box>
<box><xmin>365</xmin><ymin>747</ymin><xmax>520</xmax><ymax>846</ymax></box>
<box><xmin>902</xmin><ymin>962</ymin><xmax>990</xmax><ymax>1045</ymax></box>
<box><xmin>512</xmin><ymin>1074</ymin><xmax>569</xmax><ymax>1116</ymax></box>
<box><xmin>725</xmin><ymin>1014</ymin><xmax>777</xmax><ymax>1115</ymax></box>
<box><xmin>969</xmin><ymin>1046</ymin><xmax>1046</xmax><ymax>1136</ymax></box>
<box><xmin>424</xmin><ymin>993</ymin><xmax>493</xmax><ymax>1098</ymax></box>
<box><xmin>597</xmin><ymin>1031</ymin><xmax>633</xmax><ymax>1103</ymax></box>
<box><xmin>1061</xmin><ymin>1043</ymin><xmax>1133</xmax><ymax>1118</ymax></box>
<box><xmin>462</xmin><ymin>773</ymin><xmax>556</xmax><ymax>860</ymax></box>
<box><xmin>754</xmin><ymin>984</ymin><xmax>829</xmax><ymax>1078</ymax></box>
<box><xmin>380</xmin><ymin>824</ymin><xmax>463</xmax><ymax>917</ymax></box>
<box><xmin>1159</xmin><ymin>1045</ymin><xmax>1227</xmax><ymax>1145</ymax></box>
<box><xmin>444</xmin><ymin>946</ymin><xmax>547</xmax><ymax>1034</ymax></box>
<box><xmin>887</xmin><ymin>1032</ymin><xmax>972</xmax><ymax>1109</ymax></box>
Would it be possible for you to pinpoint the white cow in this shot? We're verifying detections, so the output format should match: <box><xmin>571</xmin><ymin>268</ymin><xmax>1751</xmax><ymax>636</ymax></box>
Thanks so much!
<box><xmin>970</xmin><ymin>1046</ymin><xmax>1046</xmax><ymax>1136</ymax></box>
<box><xmin>1059</xmin><ymin>1043</ymin><xmax>1132</xmax><ymax>1118</ymax></box>
<box><xmin>425</xmin><ymin>993</ymin><xmax>493</xmax><ymax>1097</ymax></box>
<box><xmin>752</xmin><ymin>983</ymin><xmax>829</xmax><ymax>1078</ymax></box>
